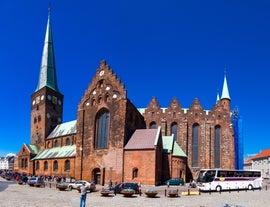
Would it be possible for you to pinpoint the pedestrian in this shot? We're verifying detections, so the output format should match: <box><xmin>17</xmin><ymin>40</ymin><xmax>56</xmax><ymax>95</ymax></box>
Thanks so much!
<box><xmin>80</xmin><ymin>182</ymin><xmax>87</xmax><ymax>207</ymax></box>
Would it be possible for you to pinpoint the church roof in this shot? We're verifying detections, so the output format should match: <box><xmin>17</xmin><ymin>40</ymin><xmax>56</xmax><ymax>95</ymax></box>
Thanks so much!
<box><xmin>47</xmin><ymin>120</ymin><xmax>77</xmax><ymax>139</ymax></box>
<box><xmin>35</xmin><ymin>9</ymin><xmax>59</xmax><ymax>92</ymax></box>
<box><xmin>172</xmin><ymin>141</ymin><xmax>187</xmax><ymax>157</ymax></box>
<box><xmin>162</xmin><ymin>135</ymin><xmax>174</xmax><ymax>153</ymax></box>
<box><xmin>162</xmin><ymin>135</ymin><xmax>187</xmax><ymax>157</ymax></box>
<box><xmin>124</xmin><ymin>127</ymin><xmax>161</xmax><ymax>150</ymax></box>
<box><xmin>25</xmin><ymin>144</ymin><xmax>39</xmax><ymax>155</ymax></box>
<box><xmin>32</xmin><ymin>145</ymin><xmax>76</xmax><ymax>160</ymax></box>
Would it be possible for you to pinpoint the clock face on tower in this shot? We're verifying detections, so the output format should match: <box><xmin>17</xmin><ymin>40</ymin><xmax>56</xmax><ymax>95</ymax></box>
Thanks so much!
<box><xmin>99</xmin><ymin>70</ymin><xmax>104</xmax><ymax>76</ymax></box>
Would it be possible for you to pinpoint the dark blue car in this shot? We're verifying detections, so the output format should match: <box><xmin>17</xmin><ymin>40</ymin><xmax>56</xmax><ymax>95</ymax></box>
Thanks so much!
<box><xmin>165</xmin><ymin>178</ymin><xmax>185</xmax><ymax>186</ymax></box>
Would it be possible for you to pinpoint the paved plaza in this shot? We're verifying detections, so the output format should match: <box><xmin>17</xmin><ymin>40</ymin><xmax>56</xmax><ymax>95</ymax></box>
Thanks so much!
<box><xmin>0</xmin><ymin>177</ymin><xmax>270</xmax><ymax>207</ymax></box>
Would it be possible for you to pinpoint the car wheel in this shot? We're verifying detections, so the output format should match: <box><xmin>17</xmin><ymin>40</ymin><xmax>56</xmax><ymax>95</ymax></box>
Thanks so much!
<box><xmin>69</xmin><ymin>186</ymin><xmax>73</xmax><ymax>190</ymax></box>
<box><xmin>248</xmin><ymin>184</ymin><xmax>253</xmax><ymax>190</ymax></box>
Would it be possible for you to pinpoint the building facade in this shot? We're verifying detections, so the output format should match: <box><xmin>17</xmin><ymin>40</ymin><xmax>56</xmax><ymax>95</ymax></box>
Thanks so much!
<box><xmin>244</xmin><ymin>149</ymin><xmax>270</xmax><ymax>179</ymax></box>
<box><xmin>17</xmin><ymin>11</ymin><xmax>235</xmax><ymax>185</ymax></box>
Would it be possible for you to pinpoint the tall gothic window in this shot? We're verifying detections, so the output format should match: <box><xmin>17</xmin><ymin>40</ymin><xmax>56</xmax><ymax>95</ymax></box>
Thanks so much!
<box><xmin>25</xmin><ymin>159</ymin><xmax>28</xmax><ymax>168</ymax></box>
<box><xmin>65</xmin><ymin>160</ymin><xmax>70</xmax><ymax>171</ymax></box>
<box><xmin>53</xmin><ymin>160</ymin><xmax>58</xmax><ymax>172</ymax></box>
<box><xmin>44</xmin><ymin>161</ymin><xmax>48</xmax><ymax>171</ymax></box>
<box><xmin>171</xmin><ymin>122</ymin><xmax>178</xmax><ymax>141</ymax></box>
<box><xmin>36</xmin><ymin>161</ymin><xmax>40</xmax><ymax>170</ymax></box>
<box><xmin>192</xmin><ymin>123</ymin><xmax>199</xmax><ymax>167</ymax></box>
<box><xmin>215</xmin><ymin>125</ymin><xmax>221</xmax><ymax>168</ymax></box>
<box><xmin>95</xmin><ymin>109</ymin><xmax>109</xmax><ymax>149</ymax></box>
<box><xmin>149</xmin><ymin>122</ymin><xmax>156</xmax><ymax>129</ymax></box>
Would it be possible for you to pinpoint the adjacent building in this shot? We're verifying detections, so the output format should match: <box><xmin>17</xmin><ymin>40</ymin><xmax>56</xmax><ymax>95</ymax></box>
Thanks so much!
<box><xmin>245</xmin><ymin>149</ymin><xmax>270</xmax><ymax>179</ymax></box>
<box><xmin>0</xmin><ymin>154</ymin><xmax>15</xmax><ymax>171</ymax></box>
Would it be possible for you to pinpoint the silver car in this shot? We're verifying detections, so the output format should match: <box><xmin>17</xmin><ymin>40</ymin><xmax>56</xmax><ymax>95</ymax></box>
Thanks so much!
<box><xmin>68</xmin><ymin>180</ymin><xmax>96</xmax><ymax>192</ymax></box>
<box><xmin>27</xmin><ymin>177</ymin><xmax>44</xmax><ymax>187</ymax></box>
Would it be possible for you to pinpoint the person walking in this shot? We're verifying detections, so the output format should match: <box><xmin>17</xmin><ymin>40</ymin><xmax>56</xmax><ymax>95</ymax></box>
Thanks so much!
<box><xmin>80</xmin><ymin>182</ymin><xmax>87</xmax><ymax>207</ymax></box>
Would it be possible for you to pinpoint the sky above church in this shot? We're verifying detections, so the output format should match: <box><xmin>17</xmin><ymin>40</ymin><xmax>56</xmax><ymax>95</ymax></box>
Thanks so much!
<box><xmin>0</xmin><ymin>0</ymin><xmax>269</xmax><ymax>157</ymax></box>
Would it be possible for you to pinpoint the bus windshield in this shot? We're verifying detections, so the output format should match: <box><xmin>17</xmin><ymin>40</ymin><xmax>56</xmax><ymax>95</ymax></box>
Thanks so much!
<box><xmin>197</xmin><ymin>170</ymin><xmax>216</xmax><ymax>183</ymax></box>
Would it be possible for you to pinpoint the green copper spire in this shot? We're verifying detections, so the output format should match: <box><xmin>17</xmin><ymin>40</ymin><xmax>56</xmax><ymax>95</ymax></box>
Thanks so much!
<box><xmin>36</xmin><ymin>9</ymin><xmax>59</xmax><ymax>92</ymax></box>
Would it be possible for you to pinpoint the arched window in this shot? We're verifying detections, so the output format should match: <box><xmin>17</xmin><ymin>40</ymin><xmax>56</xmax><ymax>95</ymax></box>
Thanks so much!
<box><xmin>66</xmin><ymin>138</ymin><xmax>70</xmax><ymax>146</ymax></box>
<box><xmin>65</xmin><ymin>160</ymin><xmax>70</xmax><ymax>171</ymax></box>
<box><xmin>53</xmin><ymin>160</ymin><xmax>58</xmax><ymax>172</ymax></box>
<box><xmin>132</xmin><ymin>168</ymin><xmax>138</xmax><ymax>179</ymax></box>
<box><xmin>36</xmin><ymin>161</ymin><xmax>40</xmax><ymax>170</ymax></box>
<box><xmin>171</xmin><ymin>122</ymin><xmax>178</xmax><ymax>141</ymax></box>
<box><xmin>47</xmin><ymin>141</ymin><xmax>50</xmax><ymax>148</ymax></box>
<box><xmin>95</xmin><ymin>110</ymin><xmax>109</xmax><ymax>149</ymax></box>
<box><xmin>215</xmin><ymin>125</ymin><xmax>221</xmax><ymax>168</ymax></box>
<box><xmin>149</xmin><ymin>122</ymin><xmax>156</xmax><ymax>129</ymax></box>
<box><xmin>25</xmin><ymin>159</ymin><xmax>28</xmax><ymax>168</ymax></box>
<box><xmin>44</xmin><ymin>161</ymin><xmax>48</xmax><ymax>171</ymax></box>
<box><xmin>54</xmin><ymin>140</ymin><xmax>59</xmax><ymax>147</ymax></box>
<box><xmin>21</xmin><ymin>159</ymin><xmax>24</xmax><ymax>168</ymax></box>
<box><xmin>192</xmin><ymin>123</ymin><xmax>199</xmax><ymax>167</ymax></box>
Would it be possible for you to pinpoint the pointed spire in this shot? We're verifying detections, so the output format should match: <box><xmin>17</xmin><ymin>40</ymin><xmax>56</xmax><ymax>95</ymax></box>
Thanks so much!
<box><xmin>216</xmin><ymin>90</ymin><xmax>220</xmax><ymax>103</ymax></box>
<box><xmin>221</xmin><ymin>71</ymin><xmax>230</xmax><ymax>100</ymax></box>
<box><xmin>36</xmin><ymin>8</ymin><xmax>59</xmax><ymax>92</ymax></box>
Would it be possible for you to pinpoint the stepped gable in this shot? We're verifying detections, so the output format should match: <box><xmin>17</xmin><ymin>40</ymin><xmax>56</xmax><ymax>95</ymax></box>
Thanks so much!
<box><xmin>165</xmin><ymin>97</ymin><xmax>183</xmax><ymax>119</ymax></box>
<box><xmin>143</xmin><ymin>97</ymin><xmax>164</xmax><ymax>127</ymax></box>
<box><xmin>187</xmin><ymin>98</ymin><xmax>206</xmax><ymax>121</ymax></box>
<box><xmin>79</xmin><ymin>59</ymin><xmax>127</xmax><ymax>108</ymax></box>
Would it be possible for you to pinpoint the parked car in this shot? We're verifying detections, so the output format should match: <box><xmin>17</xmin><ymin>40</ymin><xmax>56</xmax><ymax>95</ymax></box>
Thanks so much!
<box><xmin>113</xmin><ymin>182</ymin><xmax>140</xmax><ymax>194</ymax></box>
<box><xmin>27</xmin><ymin>177</ymin><xmax>44</xmax><ymax>187</ymax></box>
<box><xmin>68</xmin><ymin>180</ymin><xmax>96</xmax><ymax>192</ymax></box>
<box><xmin>165</xmin><ymin>178</ymin><xmax>185</xmax><ymax>186</ymax></box>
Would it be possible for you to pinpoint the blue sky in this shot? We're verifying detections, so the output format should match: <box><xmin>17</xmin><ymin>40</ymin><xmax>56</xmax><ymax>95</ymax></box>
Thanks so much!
<box><xmin>1</xmin><ymin>0</ymin><xmax>269</xmax><ymax>157</ymax></box>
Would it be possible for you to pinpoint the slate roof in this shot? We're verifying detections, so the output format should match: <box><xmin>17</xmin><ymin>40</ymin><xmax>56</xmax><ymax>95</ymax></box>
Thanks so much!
<box><xmin>162</xmin><ymin>135</ymin><xmax>187</xmax><ymax>157</ymax></box>
<box><xmin>251</xmin><ymin>148</ymin><xmax>270</xmax><ymax>160</ymax></box>
<box><xmin>162</xmin><ymin>135</ymin><xmax>174</xmax><ymax>153</ymax></box>
<box><xmin>47</xmin><ymin>120</ymin><xmax>76</xmax><ymax>139</ymax></box>
<box><xmin>172</xmin><ymin>141</ymin><xmax>187</xmax><ymax>157</ymax></box>
<box><xmin>32</xmin><ymin>145</ymin><xmax>76</xmax><ymax>160</ymax></box>
<box><xmin>124</xmin><ymin>127</ymin><xmax>161</xmax><ymax>150</ymax></box>
<box><xmin>25</xmin><ymin>144</ymin><xmax>39</xmax><ymax>154</ymax></box>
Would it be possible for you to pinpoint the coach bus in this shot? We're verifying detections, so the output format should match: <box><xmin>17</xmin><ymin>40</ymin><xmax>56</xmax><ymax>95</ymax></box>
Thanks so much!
<box><xmin>197</xmin><ymin>169</ymin><xmax>262</xmax><ymax>192</ymax></box>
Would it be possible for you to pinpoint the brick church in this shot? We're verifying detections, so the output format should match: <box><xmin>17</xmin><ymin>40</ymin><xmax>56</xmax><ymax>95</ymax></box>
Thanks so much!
<box><xmin>17</xmin><ymin>11</ymin><xmax>235</xmax><ymax>185</ymax></box>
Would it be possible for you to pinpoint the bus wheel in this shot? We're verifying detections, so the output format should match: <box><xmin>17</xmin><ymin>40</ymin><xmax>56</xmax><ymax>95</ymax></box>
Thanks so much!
<box><xmin>216</xmin><ymin>186</ymin><xmax>222</xmax><ymax>192</ymax></box>
<box><xmin>248</xmin><ymin>185</ymin><xmax>253</xmax><ymax>190</ymax></box>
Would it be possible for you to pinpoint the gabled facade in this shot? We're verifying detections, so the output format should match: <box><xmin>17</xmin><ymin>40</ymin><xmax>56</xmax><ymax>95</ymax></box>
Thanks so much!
<box><xmin>17</xmin><ymin>144</ymin><xmax>39</xmax><ymax>175</ymax></box>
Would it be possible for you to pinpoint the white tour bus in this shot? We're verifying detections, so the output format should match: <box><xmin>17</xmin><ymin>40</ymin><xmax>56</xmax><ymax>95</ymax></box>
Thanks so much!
<box><xmin>197</xmin><ymin>169</ymin><xmax>262</xmax><ymax>192</ymax></box>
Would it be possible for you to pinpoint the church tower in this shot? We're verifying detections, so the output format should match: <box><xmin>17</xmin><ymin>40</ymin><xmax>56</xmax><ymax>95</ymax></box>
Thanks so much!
<box><xmin>30</xmin><ymin>10</ymin><xmax>63</xmax><ymax>150</ymax></box>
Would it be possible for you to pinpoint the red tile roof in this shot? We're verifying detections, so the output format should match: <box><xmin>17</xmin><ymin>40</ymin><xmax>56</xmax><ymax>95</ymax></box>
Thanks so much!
<box><xmin>251</xmin><ymin>148</ymin><xmax>270</xmax><ymax>160</ymax></box>
<box><xmin>124</xmin><ymin>128</ymin><xmax>160</xmax><ymax>150</ymax></box>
